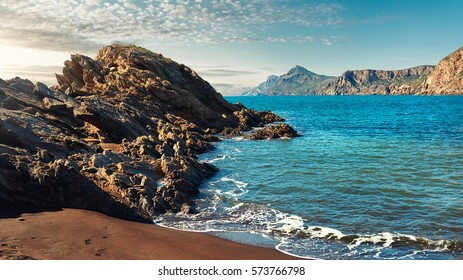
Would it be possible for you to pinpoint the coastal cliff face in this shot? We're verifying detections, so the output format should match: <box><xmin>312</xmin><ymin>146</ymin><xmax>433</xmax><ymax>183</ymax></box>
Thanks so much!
<box><xmin>243</xmin><ymin>46</ymin><xmax>463</xmax><ymax>95</ymax></box>
<box><xmin>422</xmin><ymin>47</ymin><xmax>463</xmax><ymax>94</ymax></box>
<box><xmin>0</xmin><ymin>45</ymin><xmax>293</xmax><ymax>221</ymax></box>
<box><xmin>321</xmin><ymin>66</ymin><xmax>434</xmax><ymax>95</ymax></box>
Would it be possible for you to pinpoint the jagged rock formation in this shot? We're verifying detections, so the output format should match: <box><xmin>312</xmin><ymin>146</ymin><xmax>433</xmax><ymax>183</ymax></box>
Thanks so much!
<box><xmin>243</xmin><ymin>46</ymin><xmax>463</xmax><ymax>95</ymax></box>
<box><xmin>0</xmin><ymin>44</ymin><xmax>295</xmax><ymax>222</ymax></box>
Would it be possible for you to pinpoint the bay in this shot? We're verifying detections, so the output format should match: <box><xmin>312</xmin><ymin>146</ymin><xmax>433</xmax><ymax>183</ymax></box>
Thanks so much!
<box><xmin>159</xmin><ymin>96</ymin><xmax>463</xmax><ymax>260</ymax></box>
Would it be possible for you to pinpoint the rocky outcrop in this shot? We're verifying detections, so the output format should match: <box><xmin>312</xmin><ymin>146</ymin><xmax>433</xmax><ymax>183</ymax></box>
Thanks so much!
<box><xmin>321</xmin><ymin>66</ymin><xmax>434</xmax><ymax>95</ymax></box>
<box><xmin>0</xmin><ymin>44</ymin><xmax>297</xmax><ymax>221</ymax></box>
<box><xmin>244</xmin><ymin>124</ymin><xmax>299</xmax><ymax>140</ymax></box>
<box><xmin>422</xmin><ymin>47</ymin><xmax>463</xmax><ymax>94</ymax></box>
<box><xmin>243</xmin><ymin>46</ymin><xmax>463</xmax><ymax>95</ymax></box>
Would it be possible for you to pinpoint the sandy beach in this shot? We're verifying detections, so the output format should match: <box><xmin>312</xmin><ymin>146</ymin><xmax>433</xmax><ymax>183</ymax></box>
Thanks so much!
<box><xmin>0</xmin><ymin>208</ymin><xmax>300</xmax><ymax>260</ymax></box>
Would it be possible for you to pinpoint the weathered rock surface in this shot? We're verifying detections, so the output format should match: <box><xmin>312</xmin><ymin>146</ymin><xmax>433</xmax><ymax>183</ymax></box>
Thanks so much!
<box><xmin>321</xmin><ymin>66</ymin><xmax>434</xmax><ymax>95</ymax></box>
<box><xmin>0</xmin><ymin>44</ymin><xmax>297</xmax><ymax>221</ymax></box>
<box><xmin>421</xmin><ymin>47</ymin><xmax>463</xmax><ymax>94</ymax></box>
<box><xmin>244</xmin><ymin>124</ymin><xmax>299</xmax><ymax>140</ymax></box>
<box><xmin>243</xmin><ymin>46</ymin><xmax>463</xmax><ymax>95</ymax></box>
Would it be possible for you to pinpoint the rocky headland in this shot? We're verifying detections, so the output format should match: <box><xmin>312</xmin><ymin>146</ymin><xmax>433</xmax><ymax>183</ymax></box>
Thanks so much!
<box><xmin>421</xmin><ymin>47</ymin><xmax>463</xmax><ymax>94</ymax></box>
<box><xmin>243</xmin><ymin>46</ymin><xmax>463</xmax><ymax>95</ymax></box>
<box><xmin>0</xmin><ymin>44</ymin><xmax>296</xmax><ymax>222</ymax></box>
<box><xmin>322</xmin><ymin>66</ymin><xmax>434</xmax><ymax>95</ymax></box>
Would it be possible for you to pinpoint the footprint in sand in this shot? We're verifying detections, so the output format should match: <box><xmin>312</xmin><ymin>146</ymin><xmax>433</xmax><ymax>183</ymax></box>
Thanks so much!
<box><xmin>95</xmin><ymin>249</ymin><xmax>106</xmax><ymax>257</ymax></box>
<box><xmin>84</xmin><ymin>239</ymin><xmax>92</xmax><ymax>245</ymax></box>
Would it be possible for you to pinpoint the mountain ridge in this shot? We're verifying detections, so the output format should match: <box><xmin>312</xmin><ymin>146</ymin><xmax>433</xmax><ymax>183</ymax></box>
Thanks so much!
<box><xmin>243</xmin><ymin>65</ymin><xmax>335</xmax><ymax>96</ymax></box>
<box><xmin>242</xmin><ymin>47</ymin><xmax>463</xmax><ymax>95</ymax></box>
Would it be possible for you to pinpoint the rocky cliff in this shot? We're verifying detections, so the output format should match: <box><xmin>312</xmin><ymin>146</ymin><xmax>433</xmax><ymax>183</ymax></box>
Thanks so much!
<box><xmin>243</xmin><ymin>46</ymin><xmax>463</xmax><ymax>95</ymax></box>
<box><xmin>321</xmin><ymin>66</ymin><xmax>434</xmax><ymax>95</ymax></box>
<box><xmin>421</xmin><ymin>47</ymin><xmax>463</xmax><ymax>94</ymax></box>
<box><xmin>0</xmin><ymin>44</ymin><xmax>295</xmax><ymax>222</ymax></box>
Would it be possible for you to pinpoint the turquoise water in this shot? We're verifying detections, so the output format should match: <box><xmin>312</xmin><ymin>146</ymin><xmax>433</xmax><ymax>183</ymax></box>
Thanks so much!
<box><xmin>159</xmin><ymin>96</ymin><xmax>463</xmax><ymax>260</ymax></box>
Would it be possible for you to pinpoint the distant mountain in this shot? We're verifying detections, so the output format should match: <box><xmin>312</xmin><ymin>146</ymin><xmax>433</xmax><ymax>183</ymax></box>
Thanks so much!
<box><xmin>242</xmin><ymin>75</ymin><xmax>278</xmax><ymax>96</ymax></box>
<box><xmin>266</xmin><ymin>66</ymin><xmax>335</xmax><ymax>95</ymax></box>
<box><xmin>242</xmin><ymin>47</ymin><xmax>463</xmax><ymax>95</ymax></box>
<box><xmin>243</xmin><ymin>66</ymin><xmax>335</xmax><ymax>96</ymax></box>
<box><xmin>321</xmin><ymin>66</ymin><xmax>434</xmax><ymax>95</ymax></box>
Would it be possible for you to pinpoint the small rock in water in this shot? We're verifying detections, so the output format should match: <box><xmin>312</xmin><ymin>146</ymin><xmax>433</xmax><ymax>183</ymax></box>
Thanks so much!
<box><xmin>245</xmin><ymin>123</ymin><xmax>299</xmax><ymax>140</ymax></box>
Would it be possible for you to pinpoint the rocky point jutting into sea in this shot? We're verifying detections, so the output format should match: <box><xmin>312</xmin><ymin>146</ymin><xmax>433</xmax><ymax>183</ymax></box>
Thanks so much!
<box><xmin>0</xmin><ymin>44</ymin><xmax>297</xmax><ymax>222</ymax></box>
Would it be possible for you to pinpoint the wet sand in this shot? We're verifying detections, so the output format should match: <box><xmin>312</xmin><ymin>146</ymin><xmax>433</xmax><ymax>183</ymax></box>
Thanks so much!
<box><xmin>0</xmin><ymin>208</ymin><xmax>300</xmax><ymax>260</ymax></box>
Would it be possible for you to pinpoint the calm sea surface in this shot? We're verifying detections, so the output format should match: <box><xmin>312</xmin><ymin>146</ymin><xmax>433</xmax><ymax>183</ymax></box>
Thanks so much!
<box><xmin>159</xmin><ymin>96</ymin><xmax>463</xmax><ymax>260</ymax></box>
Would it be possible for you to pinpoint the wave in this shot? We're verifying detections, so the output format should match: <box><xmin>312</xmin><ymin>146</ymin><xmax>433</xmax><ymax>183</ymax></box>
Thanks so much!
<box><xmin>220</xmin><ymin>177</ymin><xmax>248</xmax><ymax>189</ymax></box>
<box><xmin>157</xmin><ymin>163</ymin><xmax>462</xmax><ymax>259</ymax></box>
<box><xmin>205</xmin><ymin>154</ymin><xmax>228</xmax><ymax>164</ymax></box>
<box><xmin>157</xmin><ymin>195</ymin><xmax>463</xmax><ymax>259</ymax></box>
<box><xmin>271</xmin><ymin>224</ymin><xmax>463</xmax><ymax>252</ymax></box>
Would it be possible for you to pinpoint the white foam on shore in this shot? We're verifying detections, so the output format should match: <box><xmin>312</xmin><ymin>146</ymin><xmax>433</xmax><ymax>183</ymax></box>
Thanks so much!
<box><xmin>266</xmin><ymin>212</ymin><xmax>305</xmax><ymax>234</ymax></box>
<box><xmin>155</xmin><ymin>221</ymin><xmax>218</xmax><ymax>233</ymax></box>
<box><xmin>349</xmin><ymin>232</ymin><xmax>394</xmax><ymax>249</ymax></box>
<box><xmin>304</xmin><ymin>226</ymin><xmax>345</xmax><ymax>240</ymax></box>
<box><xmin>156</xmin><ymin>171</ymin><xmax>461</xmax><ymax>259</ymax></box>
<box><xmin>156</xmin><ymin>219</ymin><xmax>314</xmax><ymax>259</ymax></box>
<box><xmin>156</xmin><ymin>202</ymin><xmax>460</xmax><ymax>260</ymax></box>
<box><xmin>275</xmin><ymin>242</ymin><xmax>316</xmax><ymax>260</ymax></box>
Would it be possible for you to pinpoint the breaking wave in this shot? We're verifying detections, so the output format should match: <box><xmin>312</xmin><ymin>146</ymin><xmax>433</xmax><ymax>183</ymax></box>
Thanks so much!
<box><xmin>157</xmin><ymin>184</ymin><xmax>463</xmax><ymax>259</ymax></box>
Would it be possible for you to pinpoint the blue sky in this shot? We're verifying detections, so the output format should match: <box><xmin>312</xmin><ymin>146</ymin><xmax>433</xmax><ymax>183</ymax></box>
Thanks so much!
<box><xmin>0</xmin><ymin>0</ymin><xmax>462</xmax><ymax>95</ymax></box>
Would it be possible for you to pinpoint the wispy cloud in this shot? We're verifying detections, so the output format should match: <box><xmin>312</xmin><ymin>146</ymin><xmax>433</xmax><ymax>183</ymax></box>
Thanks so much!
<box><xmin>321</xmin><ymin>35</ymin><xmax>349</xmax><ymax>46</ymax></box>
<box><xmin>197</xmin><ymin>68</ymin><xmax>260</xmax><ymax>77</ymax></box>
<box><xmin>0</xmin><ymin>0</ymin><xmax>346</xmax><ymax>52</ymax></box>
<box><xmin>212</xmin><ymin>83</ymin><xmax>253</xmax><ymax>96</ymax></box>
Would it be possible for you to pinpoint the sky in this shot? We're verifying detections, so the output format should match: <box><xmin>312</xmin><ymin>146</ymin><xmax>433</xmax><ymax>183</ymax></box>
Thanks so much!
<box><xmin>0</xmin><ymin>0</ymin><xmax>462</xmax><ymax>95</ymax></box>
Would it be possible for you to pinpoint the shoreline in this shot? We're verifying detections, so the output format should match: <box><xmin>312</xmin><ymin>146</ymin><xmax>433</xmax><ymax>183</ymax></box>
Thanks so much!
<box><xmin>0</xmin><ymin>208</ymin><xmax>303</xmax><ymax>260</ymax></box>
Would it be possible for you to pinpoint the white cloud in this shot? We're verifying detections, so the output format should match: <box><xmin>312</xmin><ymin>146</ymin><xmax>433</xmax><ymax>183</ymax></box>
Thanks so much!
<box><xmin>0</xmin><ymin>0</ymin><xmax>346</xmax><ymax>53</ymax></box>
<box><xmin>322</xmin><ymin>39</ymin><xmax>333</xmax><ymax>46</ymax></box>
<box><xmin>321</xmin><ymin>35</ymin><xmax>348</xmax><ymax>46</ymax></box>
<box><xmin>304</xmin><ymin>36</ymin><xmax>316</xmax><ymax>43</ymax></box>
<box><xmin>197</xmin><ymin>68</ymin><xmax>260</xmax><ymax>77</ymax></box>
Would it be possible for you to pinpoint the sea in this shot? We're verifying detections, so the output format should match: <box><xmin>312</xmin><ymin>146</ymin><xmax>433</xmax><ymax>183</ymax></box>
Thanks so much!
<box><xmin>158</xmin><ymin>95</ymin><xmax>463</xmax><ymax>260</ymax></box>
